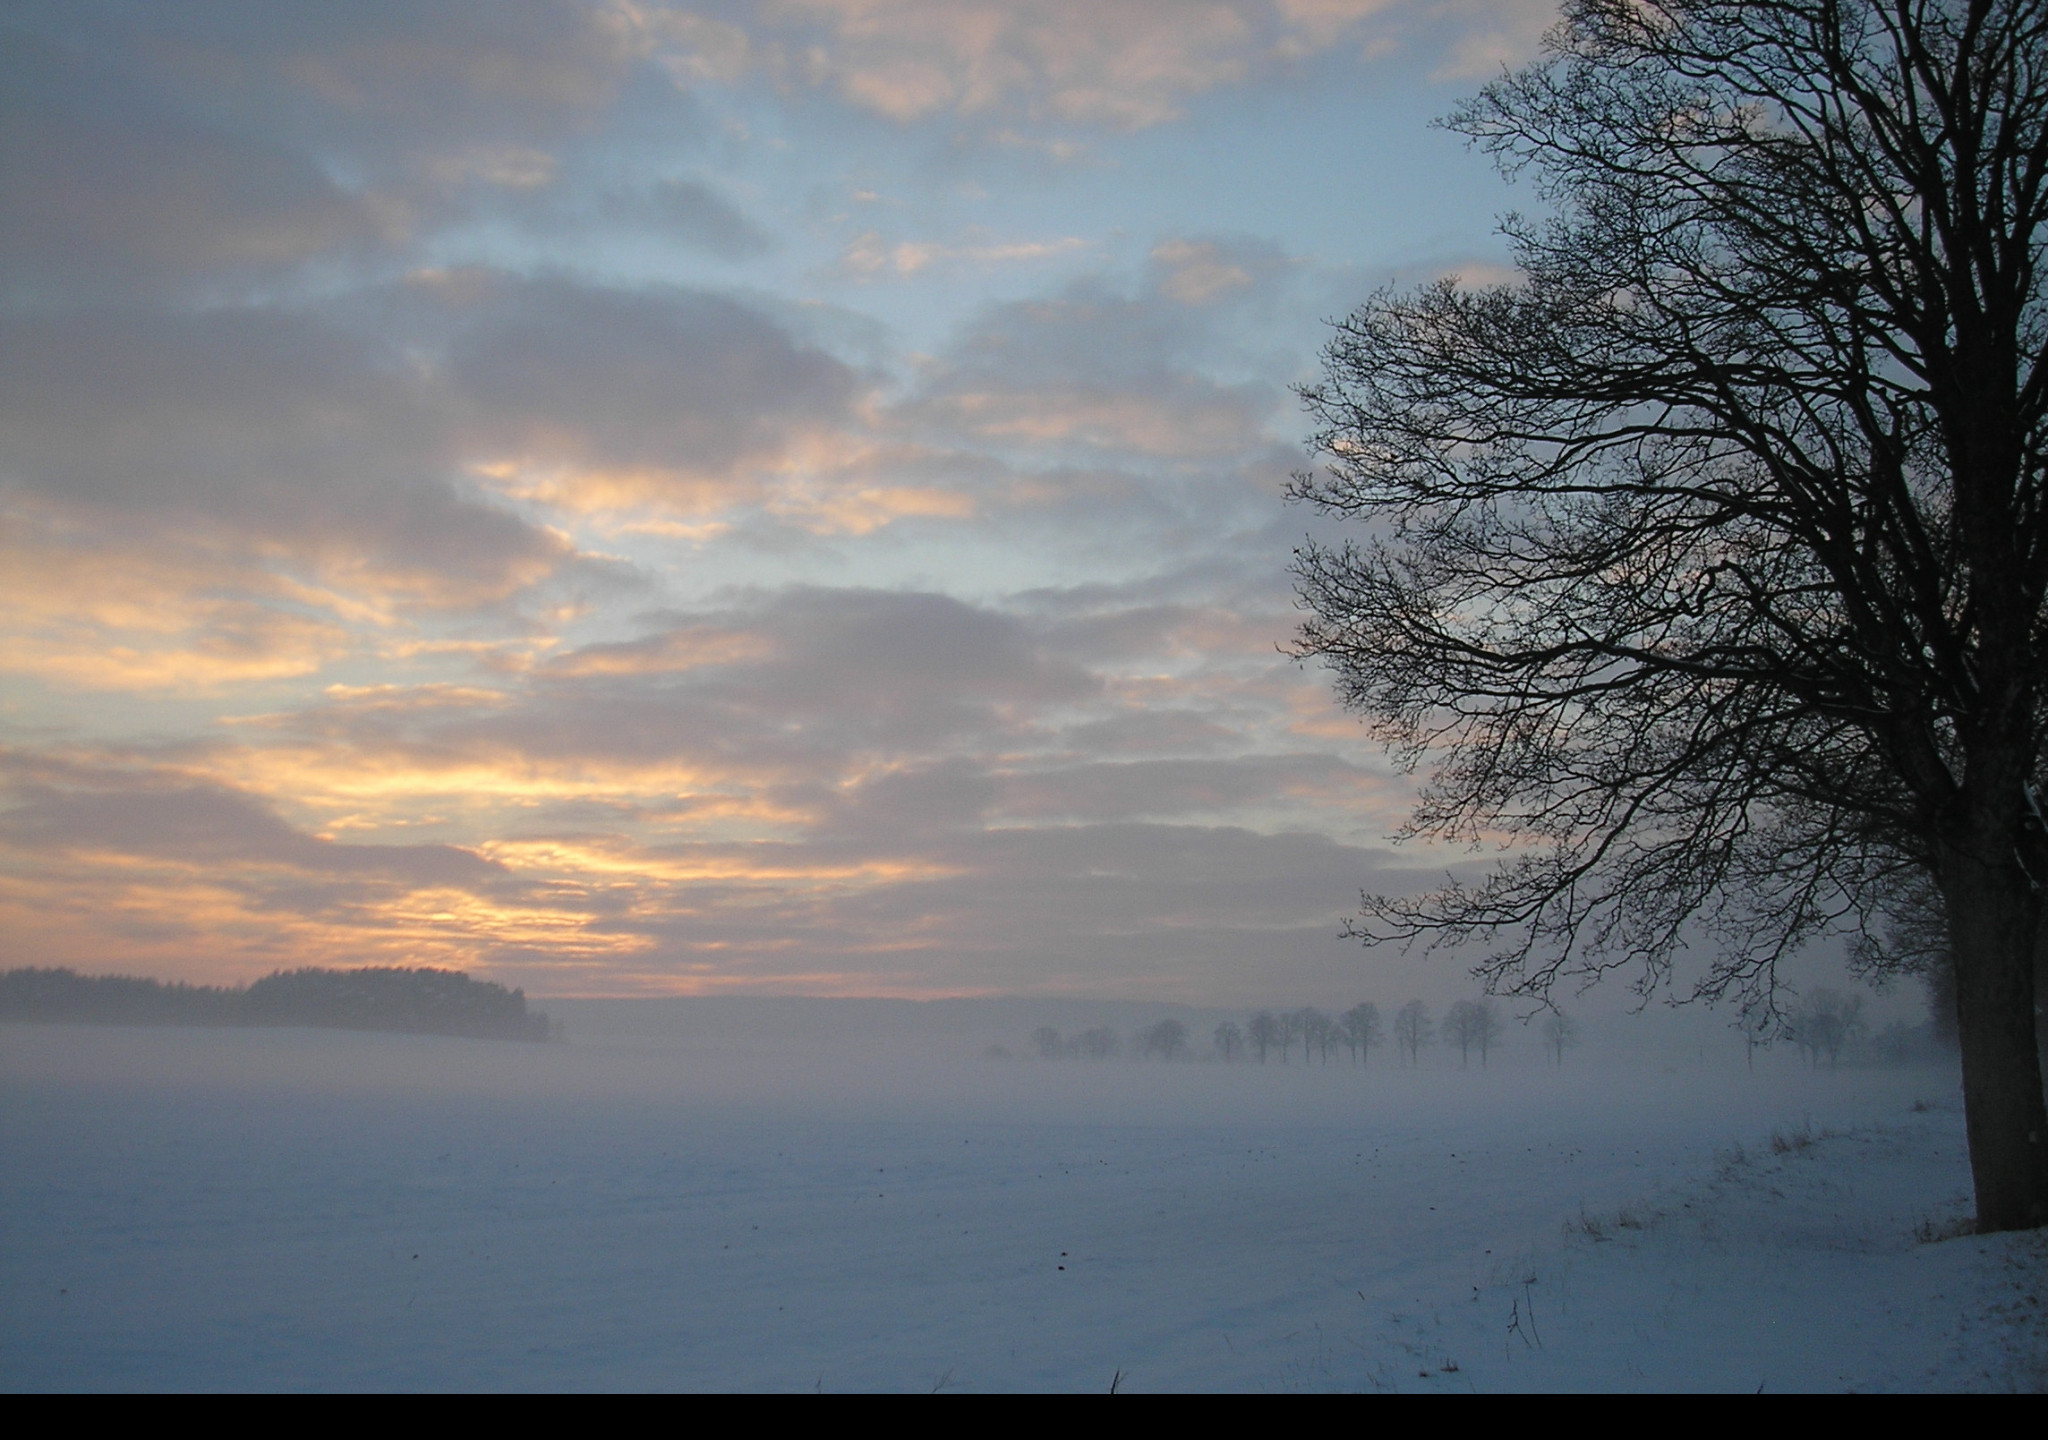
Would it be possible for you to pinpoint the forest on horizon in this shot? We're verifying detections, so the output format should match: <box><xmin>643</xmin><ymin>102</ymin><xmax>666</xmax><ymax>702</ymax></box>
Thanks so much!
<box><xmin>0</xmin><ymin>966</ymin><xmax>557</xmax><ymax>1042</ymax></box>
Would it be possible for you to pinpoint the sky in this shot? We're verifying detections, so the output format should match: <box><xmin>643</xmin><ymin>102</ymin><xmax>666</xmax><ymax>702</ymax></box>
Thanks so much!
<box><xmin>0</xmin><ymin>0</ymin><xmax>1563</xmax><ymax>1003</ymax></box>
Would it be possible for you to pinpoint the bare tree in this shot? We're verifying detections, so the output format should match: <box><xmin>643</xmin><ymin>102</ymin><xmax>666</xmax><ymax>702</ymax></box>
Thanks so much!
<box><xmin>1341</xmin><ymin>1001</ymin><xmax>1383</xmax><ymax>1065</ymax></box>
<box><xmin>1291</xmin><ymin>0</ymin><xmax>2048</xmax><ymax>1229</ymax></box>
<box><xmin>1394</xmin><ymin>1000</ymin><xmax>1433</xmax><ymax>1066</ymax></box>
<box><xmin>1214</xmin><ymin>1019</ymin><xmax>1244</xmax><ymax>1061</ymax></box>
<box><xmin>1277</xmin><ymin>1009</ymin><xmax>1303</xmax><ymax>1064</ymax></box>
<box><xmin>1296</xmin><ymin>1006</ymin><xmax>1336</xmax><ymax>1064</ymax></box>
<box><xmin>1139</xmin><ymin>1018</ymin><xmax>1190</xmax><ymax>1060</ymax></box>
<box><xmin>1076</xmin><ymin>1026</ymin><xmax>1119</xmax><ymax>1061</ymax></box>
<box><xmin>1541</xmin><ymin>1011</ymin><xmax>1580</xmax><ymax>1066</ymax></box>
<box><xmin>1247</xmin><ymin>1010</ymin><xmax>1280</xmax><ymax>1063</ymax></box>
<box><xmin>1850</xmin><ymin>870</ymin><xmax>1966</xmax><ymax>1046</ymax></box>
<box><xmin>1734</xmin><ymin>1007</ymin><xmax>1774</xmax><ymax>1072</ymax></box>
<box><xmin>1031</xmin><ymin>1025</ymin><xmax>1065</xmax><ymax>1060</ymax></box>
<box><xmin>1444</xmin><ymin>1000</ymin><xmax>1491</xmax><ymax>1068</ymax></box>
<box><xmin>1789</xmin><ymin>988</ymin><xmax>1866</xmax><ymax>1068</ymax></box>
<box><xmin>1473</xmin><ymin>999</ymin><xmax>1503</xmax><ymax>1067</ymax></box>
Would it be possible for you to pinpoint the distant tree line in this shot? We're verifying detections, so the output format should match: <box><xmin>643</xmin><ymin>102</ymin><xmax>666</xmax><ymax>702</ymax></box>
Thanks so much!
<box><xmin>1023</xmin><ymin>987</ymin><xmax>1952</xmax><ymax>1072</ymax></box>
<box><xmin>1730</xmin><ymin>984</ymin><xmax>1957</xmax><ymax>1072</ymax></box>
<box><xmin>0</xmin><ymin>966</ymin><xmax>558</xmax><ymax>1041</ymax></box>
<box><xmin>1782</xmin><ymin>989</ymin><xmax>1864</xmax><ymax>1070</ymax></box>
<box><xmin>1027</xmin><ymin>998</ymin><xmax>1561</xmax><ymax>1069</ymax></box>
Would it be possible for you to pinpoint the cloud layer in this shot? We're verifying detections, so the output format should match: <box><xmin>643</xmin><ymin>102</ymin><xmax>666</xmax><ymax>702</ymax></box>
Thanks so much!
<box><xmin>0</xmin><ymin>1</ymin><xmax>1525</xmax><ymax>998</ymax></box>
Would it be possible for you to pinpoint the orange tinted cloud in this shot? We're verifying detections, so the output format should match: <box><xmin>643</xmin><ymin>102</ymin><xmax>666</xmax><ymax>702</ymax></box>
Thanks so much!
<box><xmin>842</xmin><ymin>230</ymin><xmax>1089</xmax><ymax>279</ymax></box>
<box><xmin>0</xmin><ymin>531</ymin><xmax>355</xmax><ymax>691</ymax></box>
<box><xmin>739</xmin><ymin>0</ymin><xmax>1391</xmax><ymax>129</ymax></box>
<box><xmin>1</xmin><ymin>1</ymin><xmax>1506</xmax><ymax>1005</ymax></box>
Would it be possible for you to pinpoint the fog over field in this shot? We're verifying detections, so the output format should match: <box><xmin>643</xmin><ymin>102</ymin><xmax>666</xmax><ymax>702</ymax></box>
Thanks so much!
<box><xmin>5</xmin><ymin>1004</ymin><xmax>2041</xmax><ymax>1392</ymax></box>
<box><xmin>9</xmin><ymin>0</ymin><xmax>2048</xmax><ymax>1392</ymax></box>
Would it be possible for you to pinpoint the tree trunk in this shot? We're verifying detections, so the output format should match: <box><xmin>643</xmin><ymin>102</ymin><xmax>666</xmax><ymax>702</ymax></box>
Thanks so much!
<box><xmin>1942</xmin><ymin>851</ymin><xmax>2048</xmax><ymax>1232</ymax></box>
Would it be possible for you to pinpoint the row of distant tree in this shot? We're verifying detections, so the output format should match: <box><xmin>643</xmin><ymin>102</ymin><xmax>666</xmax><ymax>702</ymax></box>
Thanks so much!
<box><xmin>1029</xmin><ymin>1001</ymin><xmax>1580</xmax><ymax>1069</ymax></box>
<box><xmin>1029</xmin><ymin>989</ymin><xmax>1942</xmax><ymax>1071</ymax></box>
<box><xmin>0</xmin><ymin>966</ymin><xmax>559</xmax><ymax>1042</ymax></box>
<box><xmin>1742</xmin><ymin>988</ymin><xmax>1881</xmax><ymax>1071</ymax></box>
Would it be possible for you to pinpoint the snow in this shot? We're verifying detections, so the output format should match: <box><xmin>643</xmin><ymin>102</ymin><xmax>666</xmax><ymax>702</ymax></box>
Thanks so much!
<box><xmin>2</xmin><ymin>1014</ymin><xmax>2042</xmax><ymax>1391</ymax></box>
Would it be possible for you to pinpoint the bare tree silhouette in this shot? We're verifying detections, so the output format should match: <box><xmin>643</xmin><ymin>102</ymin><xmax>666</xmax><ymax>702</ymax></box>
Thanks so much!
<box><xmin>1394</xmin><ymin>1000</ymin><xmax>1433</xmax><ymax>1067</ymax></box>
<box><xmin>1296</xmin><ymin>1006</ymin><xmax>1336</xmax><ymax>1064</ymax></box>
<box><xmin>1138</xmin><ymin>1018</ymin><xmax>1190</xmax><ymax>1060</ymax></box>
<box><xmin>1213</xmin><ymin>1019</ymin><xmax>1244</xmax><ymax>1061</ymax></box>
<box><xmin>1789</xmin><ymin>988</ymin><xmax>1866</xmax><ymax>1068</ymax></box>
<box><xmin>1076</xmin><ymin>1026</ymin><xmax>1120</xmax><ymax>1061</ymax></box>
<box><xmin>1341</xmin><ymin>1002</ymin><xmax>1383</xmax><ymax>1066</ymax></box>
<box><xmin>1443</xmin><ymin>1000</ymin><xmax>1488</xmax><ymax>1068</ymax></box>
<box><xmin>1541</xmin><ymin>1011</ymin><xmax>1580</xmax><ymax>1066</ymax></box>
<box><xmin>1247</xmin><ymin>1010</ymin><xmax>1280</xmax><ymax>1063</ymax></box>
<box><xmin>1292</xmin><ymin>0</ymin><xmax>2048</xmax><ymax>1228</ymax></box>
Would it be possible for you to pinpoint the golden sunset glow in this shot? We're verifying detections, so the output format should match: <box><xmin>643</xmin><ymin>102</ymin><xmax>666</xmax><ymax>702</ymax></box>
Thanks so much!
<box><xmin>0</xmin><ymin>0</ymin><xmax>1526</xmax><ymax>1000</ymax></box>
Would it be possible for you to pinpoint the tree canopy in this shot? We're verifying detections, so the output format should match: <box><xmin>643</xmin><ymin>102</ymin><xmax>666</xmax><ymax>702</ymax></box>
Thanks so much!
<box><xmin>1293</xmin><ymin>0</ymin><xmax>2048</xmax><ymax>1229</ymax></box>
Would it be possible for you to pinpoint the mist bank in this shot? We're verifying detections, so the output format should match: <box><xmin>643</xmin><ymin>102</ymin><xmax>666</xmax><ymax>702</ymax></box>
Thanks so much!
<box><xmin>0</xmin><ymin>967</ymin><xmax>1944</xmax><ymax>1074</ymax></box>
<box><xmin>0</xmin><ymin>967</ymin><xmax>556</xmax><ymax>1042</ymax></box>
<box><xmin>0</xmin><ymin>1018</ymin><xmax>1999</xmax><ymax>1391</ymax></box>
<box><xmin>541</xmin><ymin>991</ymin><xmax>1948</xmax><ymax>1074</ymax></box>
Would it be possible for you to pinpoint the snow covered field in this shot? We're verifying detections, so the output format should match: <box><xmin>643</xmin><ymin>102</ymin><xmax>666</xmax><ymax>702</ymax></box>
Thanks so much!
<box><xmin>3</xmin><ymin>1012</ymin><xmax>2042</xmax><ymax>1391</ymax></box>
